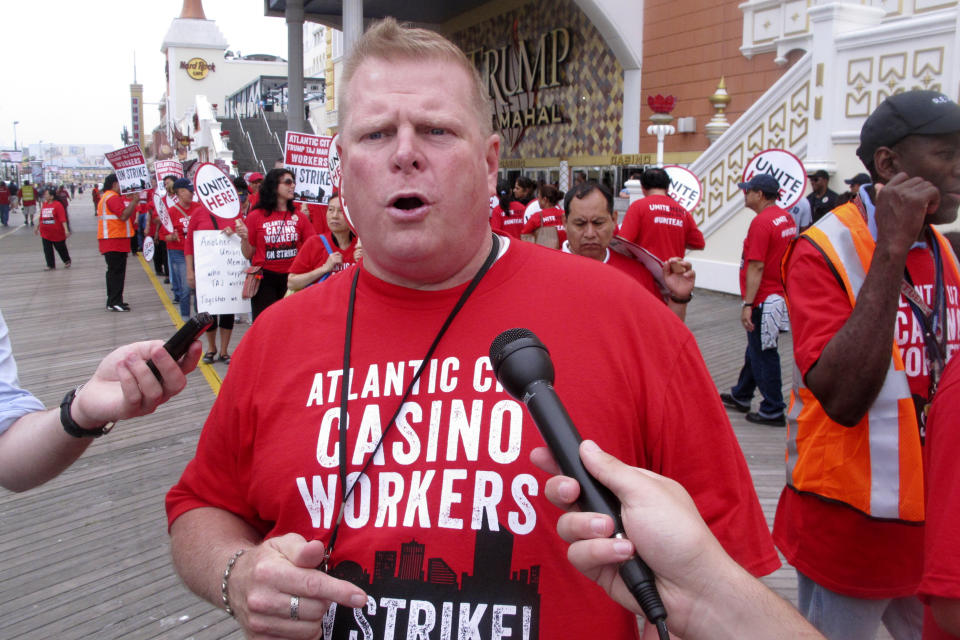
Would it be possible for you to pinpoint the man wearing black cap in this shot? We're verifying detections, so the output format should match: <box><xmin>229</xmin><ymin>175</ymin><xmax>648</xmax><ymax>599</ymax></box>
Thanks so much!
<box><xmin>842</xmin><ymin>172</ymin><xmax>871</xmax><ymax>201</ymax></box>
<box><xmin>720</xmin><ymin>173</ymin><xmax>797</xmax><ymax>426</ymax></box>
<box><xmin>773</xmin><ymin>89</ymin><xmax>960</xmax><ymax>639</ymax></box>
<box><xmin>806</xmin><ymin>169</ymin><xmax>839</xmax><ymax>223</ymax></box>
<box><xmin>167</xmin><ymin>177</ymin><xmax>203</xmax><ymax>321</ymax></box>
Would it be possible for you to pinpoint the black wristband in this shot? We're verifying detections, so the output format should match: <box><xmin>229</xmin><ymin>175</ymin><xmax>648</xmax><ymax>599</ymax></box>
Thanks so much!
<box><xmin>669</xmin><ymin>292</ymin><xmax>693</xmax><ymax>304</ymax></box>
<box><xmin>60</xmin><ymin>386</ymin><xmax>114</xmax><ymax>438</ymax></box>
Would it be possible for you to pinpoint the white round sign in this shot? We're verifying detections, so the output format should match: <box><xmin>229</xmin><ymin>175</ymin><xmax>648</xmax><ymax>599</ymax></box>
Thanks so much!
<box><xmin>143</xmin><ymin>236</ymin><xmax>155</xmax><ymax>262</ymax></box>
<box><xmin>153</xmin><ymin>192</ymin><xmax>174</xmax><ymax>232</ymax></box>
<box><xmin>741</xmin><ymin>149</ymin><xmax>807</xmax><ymax>210</ymax></box>
<box><xmin>328</xmin><ymin>137</ymin><xmax>342</xmax><ymax>191</ymax></box>
<box><xmin>663</xmin><ymin>165</ymin><xmax>703</xmax><ymax>212</ymax></box>
<box><xmin>194</xmin><ymin>163</ymin><xmax>241</xmax><ymax>219</ymax></box>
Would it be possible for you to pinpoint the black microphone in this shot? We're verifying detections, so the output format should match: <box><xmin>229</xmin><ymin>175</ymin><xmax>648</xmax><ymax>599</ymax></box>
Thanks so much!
<box><xmin>489</xmin><ymin>328</ymin><xmax>669</xmax><ymax>639</ymax></box>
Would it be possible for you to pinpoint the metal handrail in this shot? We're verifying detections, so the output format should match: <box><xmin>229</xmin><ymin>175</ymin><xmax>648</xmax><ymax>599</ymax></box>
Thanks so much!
<box><xmin>258</xmin><ymin>105</ymin><xmax>285</xmax><ymax>155</ymax></box>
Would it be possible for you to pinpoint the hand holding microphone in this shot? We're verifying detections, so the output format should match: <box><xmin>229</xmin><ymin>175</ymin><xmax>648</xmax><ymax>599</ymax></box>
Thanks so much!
<box><xmin>489</xmin><ymin>329</ymin><xmax>670</xmax><ymax>640</ymax></box>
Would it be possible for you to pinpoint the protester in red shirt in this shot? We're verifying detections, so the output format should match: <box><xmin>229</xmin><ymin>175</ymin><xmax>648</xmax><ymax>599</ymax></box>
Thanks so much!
<box><xmin>166</xmin><ymin>179</ymin><xmax>204</xmax><ymax>320</ymax></box>
<box><xmin>520</xmin><ymin>183</ymin><xmax>566</xmax><ymax>248</ymax></box>
<box><xmin>489</xmin><ymin>182</ymin><xmax>526</xmax><ymax>239</ymax></box>
<box><xmin>35</xmin><ymin>187</ymin><xmax>71</xmax><ymax>269</ymax></box>
<box><xmin>563</xmin><ymin>181</ymin><xmax>695</xmax><ymax>321</ymax></box>
<box><xmin>243</xmin><ymin>172</ymin><xmax>263</xmax><ymax>216</ymax></box>
<box><xmin>288</xmin><ymin>194</ymin><xmax>362</xmax><ymax>292</ymax></box>
<box><xmin>96</xmin><ymin>175</ymin><xmax>139</xmax><ymax>311</ymax></box>
<box><xmin>299</xmin><ymin>200</ymin><xmax>330</xmax><ymax>236</ymax></box>
<box><xmin>618</xmin><ymin>167</ymin><xmax>705</xmax><ymax>261</ymax></box>
<box><xmin>721</xmin><ymin>174</ymin><xmax>797</xmax><ymax>425</ymax></box>
<box><xmin>185</xmin><ymin>202</ymin><xmax>238</xmax><ymax>363</ymax></box>
<box><xmin>17</xmin><ymin>180</ymin><xmax>37</xmax><ymax>226</ymax></box>
<box><xmin>0</xmin><ymin>181</ymin><xmax>10</xmax><ymax>226</ymax></box>
<box><xmin>165</xmin><ymin>22</ymin><xmax>779</xmax><ymax>640</ymax></box>
<box><xmin>235</xmin><ymin>168</ymin><xmax>316</xmax><ymax>319</ymax></box>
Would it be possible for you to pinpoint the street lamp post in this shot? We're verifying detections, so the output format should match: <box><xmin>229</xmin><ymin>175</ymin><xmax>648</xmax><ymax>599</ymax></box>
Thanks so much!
<box><xmin>12</xmin><ymin>121</ymin><xmax>20</xmax><ymax>184</ymax></box>
<box><xmin>646</xmin><ymin>95</ymin><xmax>676</xmax><ymax>168</ymax></box>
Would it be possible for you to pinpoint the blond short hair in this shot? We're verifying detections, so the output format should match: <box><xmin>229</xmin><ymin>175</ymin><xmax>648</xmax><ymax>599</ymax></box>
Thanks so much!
<box><xmin>341</xmin><ymin>17</ymin><xmax>493</xmax><ymax>136</ymax></box>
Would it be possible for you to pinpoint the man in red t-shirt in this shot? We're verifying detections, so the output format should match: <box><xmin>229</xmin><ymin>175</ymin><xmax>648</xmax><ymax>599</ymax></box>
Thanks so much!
<box><xmin>165</xmin><ymin>21</ymin><xmax>778</xmax><ymax>640</ymax></box>
<box><xmin>0</xmin><ymin>181</ymin><xmax>10</xmax><ymax>226</ymax></box>
<box><xmin>720</xmin><ymin>174</ymin><xmax>796</xmax><ymax>426</ymax></box>
<box><xmin>562</xmin><ymin>181</ymin><xmax>695</xmax><ymax>320</ymax></box>
<box><xmin>17</xmin><ymin>180</ymin><xmax>37</xmax><ymax>226</ymax></box>
<box><xmin>244</xmin><ymin>172</ymin><xmax>263</xmax><ymax>214</ymax></box>
<box><xmin>618</xmin><ymin>168</ymin><xmax>705</xmax><ymax>262</ymax></box>
<box><xmin>773</xmin><ymin>90</ymin><xmax>960</xmax><ymax>640</ymax></box>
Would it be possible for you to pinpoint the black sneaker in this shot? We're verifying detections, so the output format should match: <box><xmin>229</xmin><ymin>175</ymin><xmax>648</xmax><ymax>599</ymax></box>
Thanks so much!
<box><xmin>106</xmin><ymin>304</ymin><xmax>131</xmax><ymax>312</ymax></box>
<box><xmin>120</xmin><ymin>302</ymin><xmax>131</xmax><ymax>310</ymax></box>
<box><xmin>745</xmin><ymin>412</ymin><xmax>786</xmax><ymax>427</ymax></box>
<box><xmin>719</xmin><ymin>393</ymin><xmax>750</xmax><ymax>413</ymax></box>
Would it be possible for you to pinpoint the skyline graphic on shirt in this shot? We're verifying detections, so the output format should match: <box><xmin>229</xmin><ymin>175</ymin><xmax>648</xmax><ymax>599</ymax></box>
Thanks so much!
<box><xmin>325</xmin><ymin>514</ymin><xmax>542</xmax><ymax>639</ymax></box>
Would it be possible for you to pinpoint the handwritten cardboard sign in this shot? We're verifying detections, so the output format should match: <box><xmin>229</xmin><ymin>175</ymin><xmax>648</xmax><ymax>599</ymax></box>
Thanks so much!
<box><xmin>285</xmin><ymin>131</ymin><xmax>334</xmax><ymax>204</ymax></box>
<box><xmin>193</xmin><ymin>230</ymin><xmax>251</xmax><ymax>315</ymax></box>
<box><xmin>742</xmin><ymin>149</ymin><xmax>807</xmax><ymax>210</ymax></box>
<box><xmin>195</xmin><ymin>163</ymin><xmax>240</xmax><ymax>219</ymax></box>
<box><xmin>105</xmin><ymin>145</ymin><xmax>150</xmax><ymax>194</ymax></box>
<box><xmin>663</xmin><ymin>165</ymin><xmax>703</xmax><ymax>212</ymax></box>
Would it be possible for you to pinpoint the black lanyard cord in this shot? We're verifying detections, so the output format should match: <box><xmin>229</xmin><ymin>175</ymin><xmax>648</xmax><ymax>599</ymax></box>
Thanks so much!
<box><xmin>325</xmin><ymin>234</ymin><xmax>501</xmax><ymax>566</ymax></box>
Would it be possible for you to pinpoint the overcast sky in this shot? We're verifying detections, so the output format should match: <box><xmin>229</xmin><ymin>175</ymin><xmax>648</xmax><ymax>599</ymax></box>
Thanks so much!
<box><xmin>2</xmin><ymin>0</ymin><xmax>289</xmax><ymax>151</ymax></box>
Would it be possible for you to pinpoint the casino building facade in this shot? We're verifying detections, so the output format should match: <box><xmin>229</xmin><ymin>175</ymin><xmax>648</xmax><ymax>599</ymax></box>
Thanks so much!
<box><xmin>271</xmin><ymin>0</ymin><xmax>960</xmax><ymax>292</ymax></box>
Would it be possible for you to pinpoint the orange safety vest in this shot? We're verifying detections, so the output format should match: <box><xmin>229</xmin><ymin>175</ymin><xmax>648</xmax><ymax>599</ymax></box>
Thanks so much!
<box><xmin>782</xmin><ymin>202</ymin><xmax>960</xmax><ymax>523</ymax></box>
<box><xmin>97</xmin><ymin>190</ymin><xmax>135</xmax><ymax>240</ymax></box>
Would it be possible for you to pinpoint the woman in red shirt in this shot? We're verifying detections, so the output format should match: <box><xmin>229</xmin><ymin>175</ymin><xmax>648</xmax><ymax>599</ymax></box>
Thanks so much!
<box><xmin>235</xmin><ymin>168</ymin><xmax>316</xmax><ymax>320</ymax></box>
<box><xmin>35</xmin><ymin>188</ymin><xmax>71</xmax><ymax>269</ymax></box>
<box><xmin>489</xmin><ymin>182</ymin><xmax>526</xmax><ymax>239</ymax></box>
<box><xmin>287</xmin><ymin>193</ymin><xmax>362</xmax><ymax>292</ymax></box>
<box><xmin>520</xmin><ymin>183</ymin><xmax>566</xmax><ymax>248</ymax></box>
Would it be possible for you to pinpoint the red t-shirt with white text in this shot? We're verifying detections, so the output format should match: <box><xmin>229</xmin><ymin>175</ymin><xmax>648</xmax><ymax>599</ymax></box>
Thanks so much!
<box><xmin>38</xmin><ymin>201</ymin><xmax>67</xmax><ymax>241</ymax></box>
<box><xmin>489</xmin><ymin>202</ymin><xmax>526</xmax><ymax>239</ymax></box>
<box><xmin>167</xmin><ymin>240</ymin><xmax>779</xmax><ymax>640</ymax></box>
<box><xmin>618</xmin><ymin>194</ymin><xmax>705</xmax><ymax>262</ymax></box>
<box><xmin>520</xmin><ymin>206</ymin><xmax>567</xmax><ymax>244</ymax></box>
<box><xmin>739</xmin><ymin>205</ymin><xmax>796</xmax><ymax>304</ymax></box>
<box><xmin>246</xmin><ymin>208</ymin><xmax>317</xmax><ymax>272</ymax></box>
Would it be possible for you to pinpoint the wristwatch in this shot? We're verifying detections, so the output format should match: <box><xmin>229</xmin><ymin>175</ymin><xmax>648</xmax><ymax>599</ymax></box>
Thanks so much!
<box><xmin>741</xmin><ymin>301</ymin><xmax>753</xmax><ymax>308</ymax></box>
<box><xmin>60</xmin><ymin>385</ymin><xmax>115</xmax><ymax>438</ymax></box>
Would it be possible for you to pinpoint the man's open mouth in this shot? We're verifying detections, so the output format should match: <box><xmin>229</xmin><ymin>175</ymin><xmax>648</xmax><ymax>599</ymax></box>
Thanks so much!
<box><xmin>392</xmin><ymin>196</ymin><xmax>425</xmax><ymax>210</ymax></box>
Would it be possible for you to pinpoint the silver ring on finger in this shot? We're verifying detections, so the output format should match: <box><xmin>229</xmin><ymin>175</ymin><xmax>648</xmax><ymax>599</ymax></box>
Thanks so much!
<box><xmin>290</xmin><ymin>595</ymin><xmax>300</xmax><ymax>620</ymax></box>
